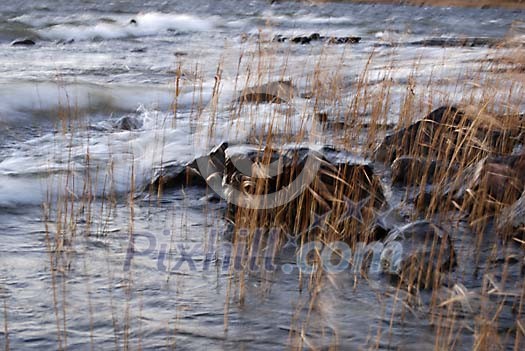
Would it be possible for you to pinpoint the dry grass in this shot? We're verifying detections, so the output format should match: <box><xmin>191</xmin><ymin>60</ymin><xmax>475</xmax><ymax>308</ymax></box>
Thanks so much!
<box><xmin>35</xmin><ymin>25</ymin><xmax>525</xmax><ymax>350</ymax></box>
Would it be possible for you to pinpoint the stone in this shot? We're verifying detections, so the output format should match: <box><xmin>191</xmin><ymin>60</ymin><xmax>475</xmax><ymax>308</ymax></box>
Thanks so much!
<box><xmin>374</xmin><ymin>106</ymin><xmax>521</xmax><ymax>164</ymax></box>
<box><xmin>237</xmin><ymin>80</ymin><xmax>296</xmax><ymax>104</ymax></box>
<box><xmin>380</xmin><ymin>220</ymin><xmax>455</xmax><ymax>290</ymax></box>
<box><xmin>113</xmin><ymin>116</ymin><xmax>143</xmax><ymax>131</ymax></box>
<box><xmin>11</xmin><ymin>38</ymin><xmax>35</xmax><ymax>46</ymax></box>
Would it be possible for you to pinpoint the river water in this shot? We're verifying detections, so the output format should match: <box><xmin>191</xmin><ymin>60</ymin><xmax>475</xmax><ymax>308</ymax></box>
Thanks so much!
<box><xmin>0</xmin><ymin>0</ymin><xmax>524</xmax><ymax>349</ymax></box>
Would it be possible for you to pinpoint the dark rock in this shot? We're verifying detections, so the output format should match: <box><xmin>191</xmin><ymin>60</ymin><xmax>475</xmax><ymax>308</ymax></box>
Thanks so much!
<box><xmin>327</xmin><ymin>36</ymin><xmax>361</xmax><ymax>44</ymax></box>
<box><xmin>291</xmin><ymin>36</ymin><xmax>311</xmax><ymax>44</ymax></box>
<box><xmin>409</xmin><ymin>37</ymin><xmax>499</xmax><ymax>48</ymax></box>
<box><xmin>380</xmin><ymin>220</ymin><xmax>455</xmax><ymax>290</ymax></box>
<box><xmin>151</xmin><ymin>142</ymin><xmax>228</xmax><ymax>191</ymax></box>
<box><xmin>113</xmin><ymin>116</ymin><xmax>143</xmax><ymax>131</ymax></box>
<box><xmin>57</xmin><ymin>39</ymin><xmax>75</xmax><ymax>45</ymax></box>
<box><xmin>131</xmin><ymin>47</ymin><xmax>147</xmax><ymax>53</ymax></box>
<box><xmin>237</xmin><ymin>80</ymin><xmax>296</xmax><ymax>104</ymax></box>
<box><xmin>272</xmin><ymin>34</ymin><xmax>360</xmax><ymax>45</ymax></box>
<box><xmin>456</xmin><ymin>152</ymin><xmax>525</xmax><ymax>207</ymax></box>
<box><xmin>391</xmin><ymin>156</ymin><xmax>440</xmax><ymax>186</ymax></box>
<box><xmin>11</xmin><ymin>38</ymin><xmax>36</xmax><ymax>46</ymax></box>
<box><xmin>497</xmin><ymin>191</ymin><xmax>525</xmax><ymax>237</ymax></box>
<box><xmin>222</xmin><ymin>145</ymin><xmax>386</xmax><ymax>236</ymax></box>
<box><xmin>374</xmin><ymin>106</ymin><xmax>521</xmax><ymax>164</ymax></box>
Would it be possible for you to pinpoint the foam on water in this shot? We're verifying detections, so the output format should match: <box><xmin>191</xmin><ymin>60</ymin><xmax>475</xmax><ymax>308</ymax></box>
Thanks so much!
<box><xmin>0</xmin><ymin>80</ymin><xmax>219</xmax><ymax>122</ymax></box>
<box><xmin>0</xmin><ymin>109</ymin><xmax>201</xmax><ymax>206</ymax></box>
<box><xmin>37</xmin><ymin>12</ymin><xmax>216</xmax><ymax>41</ymax></box>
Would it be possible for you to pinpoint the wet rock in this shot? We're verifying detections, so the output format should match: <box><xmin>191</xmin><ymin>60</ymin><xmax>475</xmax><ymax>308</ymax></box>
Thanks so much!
<box><xmin>11</xmin><ymin>38</ymin><xmax>35</xmax><ymax>46</ymax></box>
<box><xmin>380</xmin><ymin>220</ymin><xmax>455</xmax><ymax>290</ymax></box>
<box><xmin>113</xmin><ymin>116</ymin><xmax>143</xmax><ymax>131</ymax></box>
<box><xmin>151</xmin><ymin>142</ymin><xmax>228</xmax><ymax>190</ymax></box>
<box><xmin>375</xmin><ymin>106</ymin><xmax>460</xmax><ymax>162</ymax></box>
<box><xmin>56</xmin><ymin>39</ymin><xmax>75</xmax><ymax>45</ymax></box>
<box><xmin>497</xmin><ymin>192</ymin><xmax>525</xmax><ymax>238</ymax></box>
<box><xmin>374</xmin><ymin>106</ymin><xmax>522</xmax><ymax>164</ymax></box>
<box><xmin>222</xmin><ymin>145</ymin><xmax>386</xmax><ymax>236</ymax></box>
<box><xmin>455</xmin><ymin>152</ymin><xmax>525</xmax><ymax>207</ymax></box>
<box><xmin>410</xmin><ymin>37</ymin><xmax>499</xmax><ymax>48</ymax></box>
<box><xmin>391</xmin><ymin>156</ymin><xmax>440</xmax><ymax>186</ymax></box>
<box><xmin>291</xmin><ymin>36</ymin><xmax>312</xmax><ymax>44</ymax></box>
<box><xmin>237</xmin><ymin>80</ymin><xmax>296</xmax><ymax>104</ymax></box>
<box><xmin>326</xmin><ymin>36</ymin><xmax>361</xmax><ymax>44</ymax></box>
<box><xmin>272</xmin><ymin>34</ymin><xmax>360</xmax><ymax>45</ymax></box>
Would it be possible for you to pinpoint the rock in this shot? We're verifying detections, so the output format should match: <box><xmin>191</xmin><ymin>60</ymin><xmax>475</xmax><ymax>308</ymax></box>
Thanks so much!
<box><xmin>113</xmin><ymin>116</ymin><xmax>143</xmax><ymax>131</ymax></box>
<box><xmin>237</xmin><ymin>80</ymin><xmax>296</xmax><ymax>104</ymax></box>
<box><xmin>409</xmin><ymin>37</ymin><xmax>498</xmax><ymax>48</ymax></box>
<box><xmin>222</xmin><ymin>144</ymin><xmax>386</xmax><ymax>236</ymax></box>
<box><xmin>380</xmin><ymin>220</ymin><xmax>455</xmax><ymax>290</ymax></box>
<box><xmin>326</xmin><ymin>36</ymin><xmax>361</xmax><ymax>44</ymax></box>
<box><xmin>497</xmin><ymin>191</ymin><xmax>525</xmax><ymax>237</ymax></box>
<box><xmin>415</xmin><ymin>151</ymin><xmax>525</xmax><ymax>215</ymax></box>
<box><xmin>131</xmin><ymin>47</ymin><xmax>147</xmax><ymax>53</ymax></box>
<box><xmin>272</xmin><ymin>34</ymin><xmax>360</xmax><ymax>45</ymax></box>
<box><xmin>57</xmin><ymin>39</ymin><xmax>75</xmax><ymax>45</ymax></box>
<box><xmin>11</xmin><ymin>38</ymin><xmax>36</xmax><ymax>46</ymax></box>
<box><xmin>391</xmin><ymin>156</ymin><xmax>440</xmax><ymax>186</ymax></box>
<box><xmin>374</xmin><ymin>106</ymin><xmax>522</xmax><ymax>164</ymax></box>
<box><xmin>151</xmin><ymin>142</ymin><xmax>228</xmax><ymax>190</ymax></box>
<box><xmin>457</xmin><ymin>152</ymin><xmax>525</xmax><ymax>208</ymax></box>
<box><xmin>291</xmin><ymin>36</ymin><xmax>312</xmax><ymax>44</ymax></box>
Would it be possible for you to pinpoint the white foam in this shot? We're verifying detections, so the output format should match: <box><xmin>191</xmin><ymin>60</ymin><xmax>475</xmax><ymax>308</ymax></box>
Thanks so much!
<box><xmin>38</xmin><ymin>12</ymin><xmax>215</xmax><ymax>42</ymax></box>
<box><xmin>0</xmin><ymin>81</ymin><xmax>187</xmax><ymax>122</ymax></box>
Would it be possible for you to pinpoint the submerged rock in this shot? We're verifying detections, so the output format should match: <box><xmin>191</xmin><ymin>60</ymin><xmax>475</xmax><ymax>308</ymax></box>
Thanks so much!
<box><xmin>237</xmin><ymin>80</ymin><xmax>296</xmax><ymax>104</ymax></box>
<box><xmin>409</xmin><ymin>37</ymin><xmax>499</xmax><ymax>48</ymax></box>
<box><xmin>113</xmin><ymin>116</ymin><xmax>143</xmax><ymax>131</ymax></box>
<box><xmin>273</xmin><ymin>34</ymin><xmax>361</xmax><ymax>45</ymax></box>
<box><xmin>380</xmin><ymin>220</ymin><xmax>455</xmax><ymax>290</ymax></box>
<box><xmin>11</xmin><ymin>38</ymin><xmax>35</xmax><ymax>46</ymax></box>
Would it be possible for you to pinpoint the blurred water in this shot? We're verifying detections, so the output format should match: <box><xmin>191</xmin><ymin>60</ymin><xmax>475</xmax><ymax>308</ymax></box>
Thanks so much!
<box><xmin>0</xmin><ymin>0</ymin><xmax>524</xmax><ymax>349</ymax></box>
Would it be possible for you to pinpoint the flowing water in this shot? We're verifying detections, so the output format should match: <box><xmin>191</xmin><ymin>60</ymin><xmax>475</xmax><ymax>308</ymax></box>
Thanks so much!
<box><xmin>0</xmin><ymin>0</ymin><xmax>524</xmax><ymax>349</ymax></box>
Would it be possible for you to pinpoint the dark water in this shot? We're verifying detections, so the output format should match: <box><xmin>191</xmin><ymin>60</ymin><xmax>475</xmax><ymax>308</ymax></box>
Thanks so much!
<box><xmin>0</xmin><ymin>0</ymin><xmax>524</xmax><ymax>349</ymax></box>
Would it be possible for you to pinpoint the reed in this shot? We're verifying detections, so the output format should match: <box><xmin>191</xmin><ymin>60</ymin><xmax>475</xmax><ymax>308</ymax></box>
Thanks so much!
<box><xmin>38</xmin><ymin>24</ymin><xmax>525</xmax><ymax>350</ymax></box>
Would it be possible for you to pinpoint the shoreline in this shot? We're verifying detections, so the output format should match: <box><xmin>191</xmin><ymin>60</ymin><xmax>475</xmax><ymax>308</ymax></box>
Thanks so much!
<box><xmin>312</xmin><ymin>0</ymin><xmax>525</xmax><ymax>10</ymax></box>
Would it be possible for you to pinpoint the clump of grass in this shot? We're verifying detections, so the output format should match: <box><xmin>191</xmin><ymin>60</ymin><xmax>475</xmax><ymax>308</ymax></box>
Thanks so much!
<box><xmin>37</xmin><ymin>24</ymin><xmax>525</xmax><ymax>350</ymax></box>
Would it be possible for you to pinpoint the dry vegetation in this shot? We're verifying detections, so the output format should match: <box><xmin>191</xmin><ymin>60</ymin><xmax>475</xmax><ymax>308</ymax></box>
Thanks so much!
<box><xmin>27</xmin><ymin>23</ymin><xmax>525</xmax><ymax>350</ymax></box>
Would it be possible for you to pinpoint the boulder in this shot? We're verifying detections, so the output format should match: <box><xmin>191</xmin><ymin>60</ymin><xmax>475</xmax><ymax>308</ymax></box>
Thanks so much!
<box><xmin>150</xmin><ymin>142</ymin><xmax>227</xmax><ymax>190</ymax></box>
<box><xmin>222</xmin><ymin>145</ymin><xmax>386</xmax><ymax>237</ymax></box>
<box><xmin>374</xmin><ymin>106</ymin><xmax>522</xmax><ymax>164</ymax></box>
<box><xmin>11</xmin><ymin>38</ymin><xmax>35</xmax><ymax>46</ymax></box>
<box><xmin>113</xmin><ymin>116</ymin><xmax>143</xmax><ymax>131</ymax></box>
<box><xmin>272</xmin><ymin>34</ymin><xmax>360</xmax><ymax>45</ymax></box>
<box><xmin>391</xmin><ymin>156</ymin><xmax>440</xmax><ymax>186</ymax></box>
<box><xmin>237</xmin><ymin>80</ymin><xmax>296</xmax><ymax>104</ymax></box>
<box><xmin>497</xmin><ymin>191</ymin><xmax>525</xmax><ymax>238</ymax></box>
<box><xmin>456</xmin><ymin>152</ymin><xmax>525</xmax><ymax>208</ymax></box>
<box><xmin>380</xmin><ymin>220</ymin><xmax>455</xmax><ymax>290</ymax></box>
